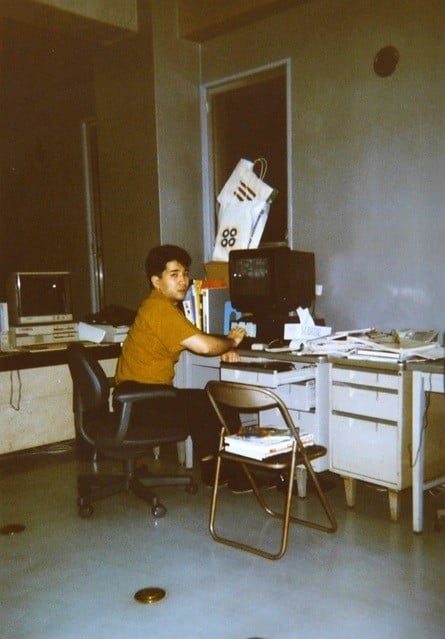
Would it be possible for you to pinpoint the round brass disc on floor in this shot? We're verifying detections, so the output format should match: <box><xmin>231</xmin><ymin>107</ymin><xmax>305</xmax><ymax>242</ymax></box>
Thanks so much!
<box><xmin>134</xmin><ymin>587</ymin><xmax>166</xmax><ymax>604</ymax></box>
<box><xmin>1</xmin><ymin>523</ymin><xmax>26</xmax><ymax>535</ymax></box>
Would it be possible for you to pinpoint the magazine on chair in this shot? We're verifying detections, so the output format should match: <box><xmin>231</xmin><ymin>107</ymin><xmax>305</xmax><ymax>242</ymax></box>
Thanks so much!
<box><xmin>223</xmin><ymin>426</ymin><xmax>314</xmax><ymax>460</ymax></box>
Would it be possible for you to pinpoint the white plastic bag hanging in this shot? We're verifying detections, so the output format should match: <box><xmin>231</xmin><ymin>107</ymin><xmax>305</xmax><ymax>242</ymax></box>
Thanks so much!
<box><xmin>212</xmin><ymin>158</ymin><xmax>276</xmax><ymax>262</ymax></box>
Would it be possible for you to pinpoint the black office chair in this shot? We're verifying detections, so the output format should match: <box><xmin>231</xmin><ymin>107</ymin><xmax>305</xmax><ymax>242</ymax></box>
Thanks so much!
<box><xmin>67</xmin><ymin>343</ymin><xmax>197</xmax><ymax>519</ymax></box>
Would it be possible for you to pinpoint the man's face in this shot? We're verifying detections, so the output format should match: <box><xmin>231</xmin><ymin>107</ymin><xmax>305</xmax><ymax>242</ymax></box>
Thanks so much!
<box><xmin>151</xmin><ymin>260</ymin><xmax>190</xmax><ymax>303</ymax></box>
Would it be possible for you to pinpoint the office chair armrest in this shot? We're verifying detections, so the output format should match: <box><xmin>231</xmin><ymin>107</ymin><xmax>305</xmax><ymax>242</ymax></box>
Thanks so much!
<box><xmin>111</xmin><ymin>382</ymin><xmax>177</xmax><ymax>445</ymax></box>
<box><xmin>113</xmin><ymin>381</ymin><xmax>176</xmax><ymax>405</ymax></box>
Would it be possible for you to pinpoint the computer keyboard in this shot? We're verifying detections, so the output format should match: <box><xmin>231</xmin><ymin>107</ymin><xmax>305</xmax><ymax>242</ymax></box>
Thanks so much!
<box><xmin>22</xmin><ymin>343</ymin><xmax>70</xmax><ymax>352</ymax></box>
<box><xmin>221</xmin><ymin>361</ymin><xmax>295</xmax><ymax>372</ymax></box>
<box><xmin>22</xmin><ymin>341</ymin><xmax>102</xmax><ymax>353</ymax></box>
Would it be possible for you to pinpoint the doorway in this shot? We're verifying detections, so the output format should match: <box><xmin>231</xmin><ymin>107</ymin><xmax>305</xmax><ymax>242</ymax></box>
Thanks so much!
<box><xmin>201</xmin><ymin>61</ymin><xmax>291</xmax><ymax>259</ymax></box>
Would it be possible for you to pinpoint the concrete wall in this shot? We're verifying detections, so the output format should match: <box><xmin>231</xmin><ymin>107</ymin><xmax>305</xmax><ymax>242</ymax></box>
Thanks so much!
<box><xmin>150</xmin><ymin>1</ymin><xmax>204</xmax><ymax>276</ymax></box>
<box><xmin>151</xmin><ymin>0</ymin><xmax>445</xmax><ymax>334</ymax></box>
<box><xmin>0</xmin><ymin>75</ymin><xmax>96</xmax><ymax>318</ymax></box>
<box><xmin>94</xmin><ymin>7</ymin><xmax>161</xmax><ymax>309</ymax></box>
<box><xmin>3</xmin><ymin>0</ymin><xmax>444</xmax><ymax>334</ymax></box>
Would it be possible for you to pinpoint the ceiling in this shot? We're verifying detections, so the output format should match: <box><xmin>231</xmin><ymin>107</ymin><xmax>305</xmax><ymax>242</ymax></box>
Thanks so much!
<box><xmin>0</xmin><ymin>2</ymin><xmax>135</xmax><ymax>111</ymax></box>
<box><xmin>1</xmin><ymin>0</ymin><xmax>303</xmax><ymax>115</ymax></box>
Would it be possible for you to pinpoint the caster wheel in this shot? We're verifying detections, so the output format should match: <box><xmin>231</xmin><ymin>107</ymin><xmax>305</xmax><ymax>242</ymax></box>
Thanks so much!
<box><xmin>152</xmin><ymin>502</ymin><xmax>167</xmax><ymax>518</ymax></box>
<box><xmin>186</xmin><ymin>481</ymin><xmax>198</xmax><ymax>494</ymax></box>
<box><xmin>78</xmin><ymin>504</ymin><xmax>93</xmax><ymax>518</ymax></box>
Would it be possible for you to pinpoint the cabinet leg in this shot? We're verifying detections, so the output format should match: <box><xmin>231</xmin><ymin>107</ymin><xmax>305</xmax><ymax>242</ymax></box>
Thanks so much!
<box><xmin>176</xmin><ymin>441</ymin><xmax>185</xmax><ymax>466</ymax></box>
<box><xmin>295</xmin><ymin>466</ymin><xmax>307</xmax><ymax>498</ymax></box>
<box><xmin>343</xmin><ymin>476</ymin><xmax>356</xmax><ymax>508</ymax></box>
<box><xmin>388</xmin><ymin>489</ymin><xmax>400</xmax><ymax>522</ymax></box>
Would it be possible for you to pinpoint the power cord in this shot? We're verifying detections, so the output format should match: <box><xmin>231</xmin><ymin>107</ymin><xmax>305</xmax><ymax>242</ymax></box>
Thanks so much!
<box><xmin>9</xmin><ymin>370</ymin><xmax>22</xmax><ymax>411</ymax></box>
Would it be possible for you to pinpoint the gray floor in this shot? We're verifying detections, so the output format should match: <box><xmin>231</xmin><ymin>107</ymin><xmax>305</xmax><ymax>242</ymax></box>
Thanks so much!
<box><xmin>1</xmin><ymin>443</ymin><xmax>444</xmax><ymax>639</ymax></box>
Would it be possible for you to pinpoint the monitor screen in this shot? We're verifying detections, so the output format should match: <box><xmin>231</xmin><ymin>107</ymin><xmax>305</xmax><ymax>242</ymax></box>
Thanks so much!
<box><xmin>229</xmin><ymin>247</ymin><xmax>315</xmax><ymax>316</ymax></box>
<box><xmin>232</xmin><ymin>257</ymin><xmax>271</xmax><ymax>298</ymax></box>
<box><xmin>20</xmin><ymin>275</ymin><xmax>67</xmax><ymax>316</ymax></box>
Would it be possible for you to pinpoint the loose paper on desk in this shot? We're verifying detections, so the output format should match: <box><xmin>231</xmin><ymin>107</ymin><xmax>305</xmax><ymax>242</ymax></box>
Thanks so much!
<box><xmin>346</xmin><ymin>334</ymin><xmax>445</xmax><ymax>361</ymax></box>
<box><xmin>284</xmin><ymin>307</ymin><xmax>332</xmax><ymax>346</ymax></box>
<box><xmin>291</xmin><ymin>327</ymin><xmax>372</xmax><ymax>357</ymax></box>
<box><xmin>78</xmin><ymin>322</ymin><xmax>106</xmax><ymax>343</ymax></box>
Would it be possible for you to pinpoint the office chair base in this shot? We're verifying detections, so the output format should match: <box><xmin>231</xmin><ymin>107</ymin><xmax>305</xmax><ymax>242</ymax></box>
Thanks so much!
<box><xmin>77</xmin><ymin>467</ymin><xmax>197</xmax><ymax>518</ymax></box>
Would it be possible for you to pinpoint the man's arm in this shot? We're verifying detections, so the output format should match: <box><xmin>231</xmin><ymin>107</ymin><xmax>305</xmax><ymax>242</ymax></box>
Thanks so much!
<box><xmin>181</xmin><ymin>327</ymin><xmax>246</xmax><ymax>356</ymax></box>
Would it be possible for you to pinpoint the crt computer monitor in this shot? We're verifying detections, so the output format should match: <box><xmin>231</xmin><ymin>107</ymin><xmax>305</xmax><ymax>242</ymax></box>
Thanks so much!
<box><xmin>229</xmin><ymin>246</ymin><xmax>315</xmax><ymax>317</ymax></box>
<box><xmin>6</xmin><ymin>271</ymin><xmax>73</xmax><ymax>326</ymax></box>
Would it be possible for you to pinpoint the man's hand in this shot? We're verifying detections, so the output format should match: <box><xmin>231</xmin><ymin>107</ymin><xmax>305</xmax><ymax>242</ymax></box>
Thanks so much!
<box><xmin>221</xmin><ymin>349</ymin><xmax>241</xmax><ymax>363</ymax></box>
<box><xmin>227</xmin><ymin>326</ymin><xmax>246</xmax><ymax>348</ymax></box>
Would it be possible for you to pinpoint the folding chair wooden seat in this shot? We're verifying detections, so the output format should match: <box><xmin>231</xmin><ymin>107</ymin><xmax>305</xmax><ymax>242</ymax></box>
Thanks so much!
<box><xmin>206</xmin><ymin>380</ymin><xmax>337</xmax><ymax>560</ymax></box>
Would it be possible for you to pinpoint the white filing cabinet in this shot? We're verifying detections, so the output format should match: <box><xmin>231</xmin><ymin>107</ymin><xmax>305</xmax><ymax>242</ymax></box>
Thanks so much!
<box><xmin>329</xmin><ymin>362</ymin><xmax>412</xmax><ymax>521</ymax></box>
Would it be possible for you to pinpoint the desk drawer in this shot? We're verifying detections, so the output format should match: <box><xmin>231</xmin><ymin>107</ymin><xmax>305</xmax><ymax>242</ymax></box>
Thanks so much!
<box><xmin>332</xmin><ymin>367</ymin><xmax>400</xmax><ymax>390</ymax></box>
<box><xmin>274</xmin><ymin>380</ymin><xmax>315</xmax><ymax>411</ymax></box>
<box><xmin>330</xmin><ymin>414</ymin><xmax>400</xmax><ymax>485</ymax></box>
<box><xmin>220</xmin><ymin>365</ymin><xmax>313</xmax><ymax>388</ymax></box>
<box><xmin>332</xmin><ymin>384</ymin><xmax>399</xmax><ymax>422</ymax></box>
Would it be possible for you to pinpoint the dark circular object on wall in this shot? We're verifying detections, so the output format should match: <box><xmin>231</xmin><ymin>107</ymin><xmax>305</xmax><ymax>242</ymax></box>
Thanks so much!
<box><xmin>374</xmin><ymin>46</ymin><xmax>399</xmax><ymax>77</ymax></box>
<box><xmin>1</xmin><ymin>523</ymin><xmax>26</xmax><ymax>535</ymax></box>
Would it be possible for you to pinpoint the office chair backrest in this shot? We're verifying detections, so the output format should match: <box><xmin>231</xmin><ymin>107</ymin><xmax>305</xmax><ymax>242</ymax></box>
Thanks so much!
<box><xmin>67</xmin><ymin>342</ymin><xmax>110</xmax><ymax>432</ymax></box>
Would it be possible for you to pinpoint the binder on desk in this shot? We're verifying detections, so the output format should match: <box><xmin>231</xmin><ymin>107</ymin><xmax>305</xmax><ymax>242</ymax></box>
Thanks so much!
<box><xmin>201</xmin><ymin>287</ymin><xmax>230</xmax><ymax>335</ymax></box>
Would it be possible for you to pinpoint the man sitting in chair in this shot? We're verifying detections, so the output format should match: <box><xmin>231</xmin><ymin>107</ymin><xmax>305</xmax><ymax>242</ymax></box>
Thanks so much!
<box><xmin>116</xmin><ymin>244</ymin><xmax>272</xmax><ymax>493</ymax></box>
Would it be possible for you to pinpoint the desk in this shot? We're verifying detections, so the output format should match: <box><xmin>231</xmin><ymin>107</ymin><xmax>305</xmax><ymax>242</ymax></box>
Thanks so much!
<box><xmin>177</xmin><ymin>349</ymin><xmax>445</xmax><ymax>528</ymax></box>
<box><xmin>410</xmin><ymin>359</ymin><xmax>445</xmax><ymax>533</ymax></box>
<box><xmin>0</xmin><ymin>344</ymin><xmax>120</xmax><ymax>454</ymax></box>
<box><xmin>0</xmin><ymin>343</ymin><xmax>121</xmax><ymax>372</ymax></box>
<box><xmin>177</xmin><ymin>349</ymin><xmax>330</xmax><ymax>496</ymax></box>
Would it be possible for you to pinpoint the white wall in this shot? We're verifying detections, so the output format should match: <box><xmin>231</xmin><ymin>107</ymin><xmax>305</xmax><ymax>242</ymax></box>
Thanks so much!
<box><xmin>151</xmin><ymin>0</ymin><xmax>445</xmax><ymax>335</ymax></box>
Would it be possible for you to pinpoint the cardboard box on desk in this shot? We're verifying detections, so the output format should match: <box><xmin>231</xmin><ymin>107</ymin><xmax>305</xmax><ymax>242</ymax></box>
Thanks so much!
<box><xmin>204</xmin><ymin>261</ymin><xmax>229</xmax><ymax>284</ymax></box>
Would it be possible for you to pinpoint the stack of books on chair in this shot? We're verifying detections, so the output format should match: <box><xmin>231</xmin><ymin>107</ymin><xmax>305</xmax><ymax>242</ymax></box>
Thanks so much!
<box><xmin>223</xmin><ymin>426</ymin><xmax>314</xmax><ymax>460</ymax></box>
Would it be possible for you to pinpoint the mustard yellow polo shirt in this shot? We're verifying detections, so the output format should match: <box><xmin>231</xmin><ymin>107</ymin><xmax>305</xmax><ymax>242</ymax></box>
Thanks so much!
<box><xmin>115</xmin><ymin>289</ymin><xmax>200</xmax><ymax>385</ymax></box>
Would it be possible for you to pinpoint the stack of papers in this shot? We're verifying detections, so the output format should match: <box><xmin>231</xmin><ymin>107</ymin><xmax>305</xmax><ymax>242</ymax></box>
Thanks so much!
<box><xmin>345</xmin><ymin>335</ymin><xmax>444</xmax><ymax>362</ymax></box>
<box><xmin>292</xmin><ymin>329</ymin><xmax>444</xmax><ymax>361</ymax></box>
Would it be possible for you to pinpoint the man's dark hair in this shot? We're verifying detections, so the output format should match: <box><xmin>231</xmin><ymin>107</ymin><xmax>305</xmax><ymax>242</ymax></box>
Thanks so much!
<box><xmin>145</xmin><ymin>244</ymin><xmax>192</xmax><ymax>286</ymax></box>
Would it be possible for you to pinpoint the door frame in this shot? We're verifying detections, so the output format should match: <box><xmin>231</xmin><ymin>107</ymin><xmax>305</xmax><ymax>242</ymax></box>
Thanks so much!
<box><xmin>81</xmin><ymin>119</ymin><xmax>105</xmax><ymax>313</ymax></box>
<box><xmin>200</xmin><ymin>58</ymin><xmax>293</xmax><ymax>261</ymax></box>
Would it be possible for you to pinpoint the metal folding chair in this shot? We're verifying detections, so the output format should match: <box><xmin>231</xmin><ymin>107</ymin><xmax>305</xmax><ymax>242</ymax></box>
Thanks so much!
<box><xmin>206</xmin><ymin>380</ymin><xmax>337</xmax><ymax>560</ymax></box>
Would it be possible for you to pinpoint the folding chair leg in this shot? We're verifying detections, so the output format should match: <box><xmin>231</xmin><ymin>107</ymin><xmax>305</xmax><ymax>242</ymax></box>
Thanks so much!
<box><xmin>292</xmin><ymin>461</ymin><xmax>337</xmax><ymax>533</ymax></box>
<box><xmin>206</xmin><ymin>381</ymin><xmax>337</xmax><ymax>560</ymax></box>
<box><xmin>209</xmin><ymin>449</ymin><xmax>299</xmax><ymax>560</ymax></box>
